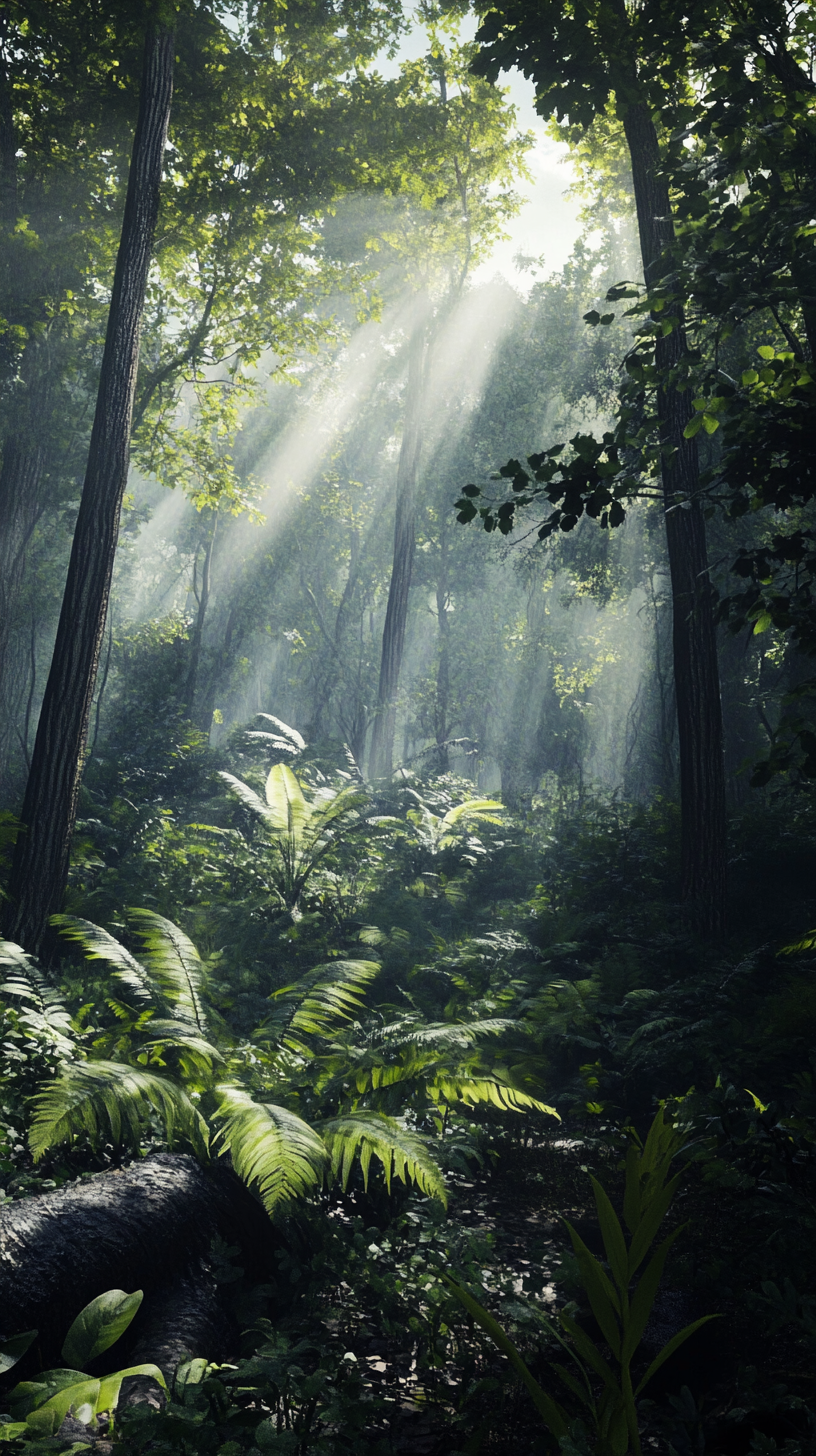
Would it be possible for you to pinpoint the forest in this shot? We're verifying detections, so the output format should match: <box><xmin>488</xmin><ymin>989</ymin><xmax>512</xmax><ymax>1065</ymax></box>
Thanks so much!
<box><xmin>1</xmin><ymin>0</ymin><xmax>816</xmax><ymax>1452</ymax></box>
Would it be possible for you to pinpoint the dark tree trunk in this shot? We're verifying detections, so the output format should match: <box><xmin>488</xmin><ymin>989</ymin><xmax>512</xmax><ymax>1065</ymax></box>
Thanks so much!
<box><xmin>616</xmin><ymin>90</ymin><xmax>727</xmax><ymax>936</ymax></box>
<box><xmin>5</xmin><ymin>24</ymin><xmax>174</xmax><ymax>954</ymax></box>
<box><xmin>368</xmin><ymin>306</ymin><xmax>428</xmax><ymax>779</ymax></box>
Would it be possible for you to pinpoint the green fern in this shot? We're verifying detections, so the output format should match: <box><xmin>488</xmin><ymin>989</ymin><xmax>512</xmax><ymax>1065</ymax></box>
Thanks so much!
<box><xmin>219</xmin><ymin>763</ymin><xmax>368</xmax><ymax>915</ymax></box>
<box><xmin>52</xmin><ymin>917</ymin><xmax>154</xmax><ymax>1006</ymax></box>
<box><xmin>319</xmin><ymin>1111</ymin><xmax>447</xmax><ymax>1204</ymax></box>
<box><xmin>213</xmin><ymin>1085</ymin><xmax>328</xmax><ymax>1212</ymax></box>
<box><xmin>28</xmin><ymin>1061</ymin><xmax>209</xmax><ymax>1161</ymax></box>
<box><xmin>128</xmin><ymin>910</ymin><xmax>210</xmax><ymax>1033</ymax></box>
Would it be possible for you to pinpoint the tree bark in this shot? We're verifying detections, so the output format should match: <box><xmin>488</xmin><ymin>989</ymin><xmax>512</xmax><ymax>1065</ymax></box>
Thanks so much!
<box><xmin>617</xmin><ymin>90</ymin><xmax>727</xmax><ymax>934</ymax></box>
<box><xmin>434</xmin><ymin>524</ymin><xmax>451</xmax><ymax>772</ymax></box>
<box><xmin>184</xmin><ymin>517</ymin><xmax>216</xmax><ymax>723</ymax></box>
<box><xmin>368</xmin><ymin>305</ymin><xmax>428</xmax><ymax>780</ymax></box>
<box><xmin>0</xmin><ymin>1155</ymin><xmax>227</xmax><ymax>1371</ymax></box>
<box><xmin>5</xmin><ymin>23</ymin><xmax>174</xmax><ymax>955</ymax></box>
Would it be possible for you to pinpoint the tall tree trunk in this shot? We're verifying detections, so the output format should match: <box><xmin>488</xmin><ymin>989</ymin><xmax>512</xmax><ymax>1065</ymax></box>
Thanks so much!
<box><xmin>6</xmin><ymin>23</ymin><xmax>174</xmax><ymax>954</ymax></box>
<box><xmin>0</xmin><ymin>52</ymin><xmax>48</xmax><ymax>772</ymax></box>
<box><xmin>616</xmin><ymin>84</ymin><xmax>727</xmax><ymax>934</ymax></box>
<box><xmin>368</xmin><ymin>305</ymin><xmax>428</xmax><ymax>779</ymax></box>
<box><xmin>184</xmin><ymin>516</ymin><xmax>216</xmax><ymax>722</ymax></box>
<box><xmin>434</xmin><ymin>524</ymin><xmax>451</xmax><ymax>772</ymax></box>
<box><xmin>0</xmin><ymin>429</ymin><xmax>46</xmax><ymax>707</ymax></box>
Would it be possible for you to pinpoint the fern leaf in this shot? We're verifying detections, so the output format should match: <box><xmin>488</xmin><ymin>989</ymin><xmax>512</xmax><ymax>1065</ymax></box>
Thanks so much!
<box><xmin>430</xmin><ymin>1076</ymin><xmax>559</xmax><ymax>1119</ymax></box>
<box><xmin>51</xmin><ymin>917</ymin><xmax>154</xmax><ymax>1005</ymax></box>
<box><xmin>289</xmin><ymin>960</ymin><xmax>380</xmax><ymax>1039</ymax></box>
<box><xmin>264</xmin><ymin>763</ymin><xmax>310</xmax><ymax>835</ymax></box>
<box><xmin>139</xmin><ymin>1019</ymin><xmax>224</xmax><ymax>1070</ymax></box>
<box><xmin>28</xmin><ymin>1061</ymin><xmax>208</xmax><ymax>1161</ymax></box>
<box><xmin>128</xmin><ymin>911</ymin><xmax>208</xmax><ymax>1033</ymax></box>
<box><xmin>382</xmin><ymin>1018</ymin><xmax>521</xmax><ymax>1051</ymax></box>
<box><xmin>441</xmin><ymin>799</ymin><xmax>504</xmax><ymax>830</ymax></box>
<box><xmin>213</xmin><ymin>1085</ymin><xmax>327</xmax><ymax>1213</ymax></box>
<box><xmin>319</xmin><ymin>1111</ymin><xmax>447</xmax><ymax>1204</ymax></box>
<box><xmin>218</xmin><ymin>771</ymin><xmax>272</xmax><ymax>824</ymax></box>
<box><xmin>255</xmin><ymin>714</ymin><xmax>306</xmax><ymax>751</ymax></box>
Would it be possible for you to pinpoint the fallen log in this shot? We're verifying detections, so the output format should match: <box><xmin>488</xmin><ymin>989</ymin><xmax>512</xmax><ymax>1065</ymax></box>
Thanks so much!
<box><xmin>0</xmin><ymin>1154</ymin><xmax>231</xmax><ymax>1371</ymax></box>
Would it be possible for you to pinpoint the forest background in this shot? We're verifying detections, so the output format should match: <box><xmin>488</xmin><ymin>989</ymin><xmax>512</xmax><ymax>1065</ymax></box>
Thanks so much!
<box><xmin>1</xmin><ymin>0</ymin><xmax>816</xmax><ymax>1453</ymax></box>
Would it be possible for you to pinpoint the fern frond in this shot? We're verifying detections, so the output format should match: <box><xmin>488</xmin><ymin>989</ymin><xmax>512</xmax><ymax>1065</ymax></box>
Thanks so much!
<box><xmin>255</xmin><ymin>714</ymin><xmax>306</xmax><ymax>751</ymax></box>
<box><xmin>377</xmin><ymin>1018</ymin><xmax>522</xmax><ymax>1052</ymax></box>
<box><xmin>289</xmin><ymin>960</ymin><xmax>380</xmax><ymax>1039</ymax></box>
<box><xmin>264</xmin><ymin>763</ymin><xmax>310</xmax><ymax>834</ymax></box>
<box><xmin>52</xmin><ymin>916</ymin><xmax>153</xmax><ymax>1005</ymax></box>
<box><xmin>218</xmin><ymin>772</ymin><xmax>272</xmax><ymax>823</ymax></box>
<box><xmin>441</xmin><ymin>799</ymin><xmax>504</xmax><ymax>829</ymax></box>
<box><xmin>0</xmin><ymin>939</ymin><xmax>42</xmax><ymax>980</ymax></box>
<box><xmin>213</xmin><ymin>1085</ymin><xmax>328</xmax><ymax>1214</ymax></box>
<box><xmin>128</xmin><ymin>911</ymin><xmax>208</xmax><ymax>1033</ymax></box>
<box><xmin>28</xmin><ymin>1061</ymin><xmax>208</xmax><ymax>1161</ymax></box>
<box><xmin>319</xmin><ymin>1111</ymin><xmax>447</xmax><ymax>1204</ymax></box>
<box><xmin>430</xmin><ymin>1077</ymin><xmax>559</xmax><ymax>1119</ymax></box>
<box><xmin>139</xmin><ymin>1019</ymin><xmax>224</xmax><ymax>1071</ymax></box>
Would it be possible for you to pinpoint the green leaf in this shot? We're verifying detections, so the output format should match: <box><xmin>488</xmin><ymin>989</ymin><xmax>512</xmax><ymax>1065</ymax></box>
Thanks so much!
<box><xmin>27</xmin><ymin>1378</ymin><xmax>101</xmax><ymax>1431</ymax></box>
<box><xmin>28</xmin><ymin>1061</ymin><xmax>208</xmax><ymax>1162</ymax></box>
<box><xmin>627</xmin><ymin>1174</ymin><xmax>680</xmax><ymax>1277</ymax></box>
<box><xmin>683</xmin><ymin>413</ymin><xmax>703</xmax><ymax>438</ymax></box>
<box><xmin>214</xmin><ymin>1085</ymin><xmax>328</xmax><ymax>1214</ymax></box>
<box><xmin>621</xmin><ymin>1227</ymin><xmax>684</xmax><ymax>1363</ymax></box>
<box><xmin>634</xmin><ymin>1316</ymin><xmax>721</xmax><ymax>1396</ymax></box>
<box><xmin>97</xmin><ymin>1364</ymin><xmax>166</xmax><ymax>1414</ymax></box>
<box><xmin>0</xmin><ymin>1330</ymin><xmax>37</xmax><ymax>1375</ymax></box>
<box><xmin>559</xmin><ymin>1313</ymin><xmax>618</xmax><ymax>1393</ymax></box>
<box><xmin>320</xmin><ymin>1111</ymin><xmax>447</xmax><ymax>1204</ymax></box>
<box><xmin>583</xmin><ymin>310</ymin><xmax>601</xmax><ymax>326</ymax></box>
<box><xmin>702</xmin><ymin>414</ymin><xmax>719</xmax><ymax>434</ymax></box>
<box><xmin>7</xmin><ymin>1371</ymin><xmax>88</xmax><ymax>1419</ymax></box>
<box><xmin>753</xmin><ymin>613</ymin><xmax>773</xmax><ymax>635</ymax></box>
<box><xmin>757</xmin><ymin>345</ymin><xmax>775</xmax><ymax>359</ymax></box>
<box><xmin>62</xmin><ymin>1290</ymin><xmax>143</xmax><ymax>1368</ymax></box>
<box><xmin>445</xmin><ymin>1278</ymin><xmax>569</xmax><ymax>1438</ymax></box>
<box><xmin>564</xmin><ymin>1222</ymin><xmax>621</xmax><ymax>1356</ymax></box>
<box><xmin>590</xmin><ymin>1177</ymin><xmax>629</xmax><ymax>1293</ymax></box>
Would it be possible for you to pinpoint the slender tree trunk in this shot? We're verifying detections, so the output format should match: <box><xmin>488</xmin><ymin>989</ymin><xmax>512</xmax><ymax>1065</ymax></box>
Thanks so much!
<box><xmin>6</xmin><ymin>23</ymin><xmax>174</xmax><ymax>954</ymax></box>
<box><xmin>434</xmin><ymin>526</ymin><xmax>451</xmax><ymax>772</ymax></box>
<box><xmin>0</xmin><ymin>431</ymin><xmax>46</xmax><ymax>704</ymax></box>
<box><xmin>0</xmin><ymin>58</ymin><xmax>49</xmax><ymax>765</ymax></box>
<box><xmin>368</xmin><ymin>304</ymin><xmax>428</xmax><ymax>779</ymax></box>
<box><xmin>184</xmin><ymin>516</ymin><xmax>216</xmax><ymax>721</ymax></box>
<box><xmin>617</xmin><ymin>89</ymin><xmax>727</xmax><ymax>934</ymax></box>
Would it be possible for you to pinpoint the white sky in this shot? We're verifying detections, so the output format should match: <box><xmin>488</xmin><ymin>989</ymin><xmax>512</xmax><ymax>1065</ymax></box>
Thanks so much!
<box><xmin>472</xmin><ymin>68</ymin><xmax>583</xmax><ymax>289</ymax></box>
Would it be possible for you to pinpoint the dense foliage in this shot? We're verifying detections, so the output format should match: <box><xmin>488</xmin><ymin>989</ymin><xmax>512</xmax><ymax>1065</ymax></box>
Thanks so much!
<box><xmin>1</xmin><ymin>0</ymin><xmax>816</xmax><ymax>1451</ymax></box>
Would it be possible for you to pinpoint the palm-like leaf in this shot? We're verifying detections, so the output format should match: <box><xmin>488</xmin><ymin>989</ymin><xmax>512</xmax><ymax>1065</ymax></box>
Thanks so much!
<box><xmin>257</xmin><ymin>960</ymin><xmax>380</xmax><ymax>1050</ymax></box>
<box><xmin>213</xmin><ymin>1085</ymin><xmax>328</xmax><ymax>1214</ymax></box>
<box><xmin>319</xmin><ymin>1111</ymin><xmax>447</xmax><ymax>1204</ymax></box>
<box><xmin>429</xmin><ymin>1076</ymin><xmax>558</xmax><ymax>1118</ymax></box>
<box><xmin>264</xmin><ymin>762</ymin><xmax>311</xmax><ymax>835</ymax></box>
<box><xmin>52</xmin><ymin>916</ymin><xmax>154</xmax><ymax>1006</ymax></box>
<box><xmin>28</xmin><ymin>1061</ymin><xmax>209</xmax><ymax>1161</ymax></box>
<box><xmin>289</xmin><ymin>960</ymin><xmax>380</xmax><ymax>1039</ymax></box>
<box><xmin>128</xmin><ymin>910</ymin><xmax>209</xmax><ymax>1033</ymax></box>
<box><xmin>221</xmin><ymin>765</ymin><xmax>369</xmax><ymax>914</ymax></box>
